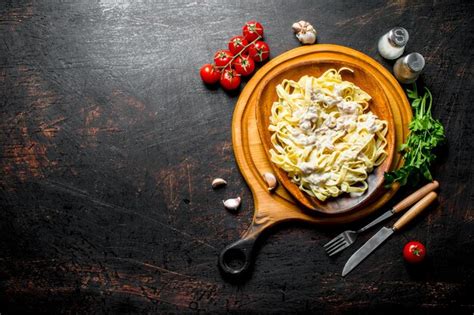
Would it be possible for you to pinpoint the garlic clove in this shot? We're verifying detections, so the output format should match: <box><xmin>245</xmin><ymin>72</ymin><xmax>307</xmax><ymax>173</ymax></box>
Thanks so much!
<box><xmin>296</xmin><ymin>30</ymin><xmax>316</xmax><ymax>45</ymax></box>
<box><xmin>292</xmin><ymin>20</ymin><xmax>310</xmax><ymax>33</ymax></box>
<box><xmin>212</xmin><ymin>178</ymin><xmax>227</xmax><ymax>189</ymax></box>
<box><xmin>223</xmin><ymin>197</ymin><xmax>241</xmax><ymax>211</ymax></box>
<box><xmin>292</xmin><ymin>22</ymin><xmax>303</xmax><ymax>33</ymax></box>
<box><xmin>262</xmin><ymin>172</ymin><xmax>278</xmax><ymax>192</ymax></box>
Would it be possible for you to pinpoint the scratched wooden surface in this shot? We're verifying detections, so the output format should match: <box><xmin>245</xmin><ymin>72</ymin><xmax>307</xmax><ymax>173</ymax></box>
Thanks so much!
<box><xmin>0</xmin><ymin>0</ymin><xmax>473</xmax><ymax>313</ymax></box>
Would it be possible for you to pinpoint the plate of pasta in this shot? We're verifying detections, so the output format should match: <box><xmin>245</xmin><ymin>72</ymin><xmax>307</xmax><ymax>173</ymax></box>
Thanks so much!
<box><xmin>256</xmin><ymin>53</ymin><xmax>396</xmax><ymax>214</ymax></box>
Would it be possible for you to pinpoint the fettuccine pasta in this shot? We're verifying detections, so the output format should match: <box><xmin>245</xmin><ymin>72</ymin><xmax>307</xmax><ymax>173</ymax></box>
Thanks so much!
<box><xmin>269</xmin><ymin>68</ymin><xmax>388</xmax><ymax>201</ymax></box>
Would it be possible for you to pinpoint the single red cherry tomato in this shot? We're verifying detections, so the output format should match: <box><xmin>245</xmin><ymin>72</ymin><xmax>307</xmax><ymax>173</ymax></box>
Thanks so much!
<box><xmin>248</xmin><ymin>41</ymin><xmax>270</xmax><ymax>62</ymax></box>
<box><xmin>220</xmin><ymin>68</ymin><xmax>241</xmax><ymax>90</ymax></box>
<box><xmin>233</xmin><ymin>55</ymin><xmax>255</xmax><ymax>76</ymax></box>
<box><xmin>242</xmin><ymin>21</ymin><xmax>264</xmax><ymax>42</ymax></box>
<box><xmin>228</xmin><ymin>36</ymin><xmax>249</xmax><ymax>55</ymax></box>
<box><xmin>403</xmin><ymin>241</ymin><xmax>426</xmax><ymax>263</ymax></box>
<box><xmin>214</xmin><ymin>50</ymin><xmax>234</xmax><ymax>68</ymax></box>
<box><xmin>199</xmin><ymin>64</ymin><xmax>221</xmax><ymax>84</ymax></box>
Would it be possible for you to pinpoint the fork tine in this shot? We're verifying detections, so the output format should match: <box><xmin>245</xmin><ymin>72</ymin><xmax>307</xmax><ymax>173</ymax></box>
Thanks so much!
<box><xmin>326</xmin><ymin>244</ymin><xmax>343</xmax><ymax>256</ymax></box>
<box><xmin>323</xmin><ymin>234</ymin><xmax>344</xmax><ymax>248</ymax></box>
<box><xmin>328</xmin><ymin>242</ymin><xmax>351</xmax><ymax>256</ymax></box>
<box><xmin>326</xmin><ymin>239</ymin><xmax>347</xmax><ymax>254</ymax></box>
<box><xmin>325</xmin><ymin>237</ymin><xmax>346</xmax><ymax>252</ymax></box>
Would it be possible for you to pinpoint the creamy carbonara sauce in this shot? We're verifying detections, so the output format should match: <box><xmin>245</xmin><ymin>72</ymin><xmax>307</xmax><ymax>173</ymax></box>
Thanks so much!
<box><xmin>269</xmin><ymin>68</ymin><xmax>388</xmax><ymax>201</ymax></box>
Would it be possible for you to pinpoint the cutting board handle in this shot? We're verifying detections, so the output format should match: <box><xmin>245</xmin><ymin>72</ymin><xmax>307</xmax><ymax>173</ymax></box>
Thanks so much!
<box><xmin>218</xmin><ymin>221</ymin><xmax>269</xmax><ymax>276</ymax></box>
<box><xmin>218</xmin><ymin>236</ymin><xmax>256</xmax><ymax>276</ymax></box>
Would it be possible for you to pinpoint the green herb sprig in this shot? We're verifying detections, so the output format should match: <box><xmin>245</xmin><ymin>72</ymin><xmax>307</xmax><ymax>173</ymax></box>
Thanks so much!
<box><xmin>384</xmin><ymin>83</ymin><xmax>445</xmax><ymax>186</ymax></box>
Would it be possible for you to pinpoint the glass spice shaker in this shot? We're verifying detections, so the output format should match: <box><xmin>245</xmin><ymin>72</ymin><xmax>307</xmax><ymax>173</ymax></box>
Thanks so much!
<box><xmin>393</xmin><ymin>53</ymin><xmax>425</xmax><ymax>84</ymax></box>
<box><xmin>378</xmin><ymin>27</ymin><xmax>409</xmax><ymax>60</ymax></box>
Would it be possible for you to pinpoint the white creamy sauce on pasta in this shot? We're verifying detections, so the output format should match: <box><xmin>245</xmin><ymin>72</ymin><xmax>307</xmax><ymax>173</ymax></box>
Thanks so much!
<box><xmin>269</xmin><ymin>68</ymin><xmax>388</xmax><ymax>202</ymax></box>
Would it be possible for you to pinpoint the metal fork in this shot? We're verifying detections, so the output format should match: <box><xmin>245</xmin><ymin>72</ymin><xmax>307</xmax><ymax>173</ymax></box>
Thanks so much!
<box><xmin>324</xmin><ymin>181</ymin><xmax>439</xmax><ymax>256</ymax></box>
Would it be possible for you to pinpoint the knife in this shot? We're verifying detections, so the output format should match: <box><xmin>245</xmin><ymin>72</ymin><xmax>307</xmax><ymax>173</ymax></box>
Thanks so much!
<box><xmin>353</xmin><ymin>181</ymin><xmax>439</xmax><ymax>234</ymax></box>
<box><xmin>342</xmin><ymin>191</ymin><xmax>438</xmax><ymax>277</ymax></box>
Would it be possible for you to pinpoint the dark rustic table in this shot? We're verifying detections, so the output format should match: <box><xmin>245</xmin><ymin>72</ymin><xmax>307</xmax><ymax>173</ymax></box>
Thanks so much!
<box><xmin>1</xmin><ymin>0</ymin><xmax>473</xmax><ymax>313</ymax></box>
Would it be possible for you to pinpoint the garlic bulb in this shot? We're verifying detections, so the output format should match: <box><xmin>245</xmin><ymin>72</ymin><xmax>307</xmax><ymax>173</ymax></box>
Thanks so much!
<box><xmin>212</xmin><ymin>178</ymin><xmax>227</xmax><ymax>189</ymax></box>
<box><xmin>223</xmin><ymin>197</ymin><xmax>241</xmax><ymax>211</ymax></box>
<box><xmin>292</xmin><ymin>20</ymin><xmax>317</xmax><ymax>45</ymax></box>
<box><xmin>262</xmin><ymin>172</ymin><xmax>278</xmax><ymax>192</ymax></box>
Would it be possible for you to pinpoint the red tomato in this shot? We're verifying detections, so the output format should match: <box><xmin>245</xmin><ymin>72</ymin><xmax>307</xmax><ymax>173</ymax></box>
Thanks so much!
<box><xmin>403</xmin><ymin>241</ymin><xmax>426</xmax><ymax>263</ymax></box>
<box><xmin>228</xmin><ymin>36</ymin><xmax>249</xmax><ymax>55</ymax></box>
<box><xmin>220</xmin><ymin>68</ymin><xmax>241</xmax><ymax>90</ymax></box>
<box><xmin>248</xmin><ymin>41</ymin><xmax>270</xmax><ymax>62</ymax></box>
<box><xmin>199</xmin><ymin>64</ymin><xmax>220</xmax><ymax>84</ymax></box>
<box><xmin>242</xmin><ymin>21</ymin><xmax>264</xmax><ymax>42</ymax></box>
<box><xmin>213</xmin><ymin>50</ymin><xmax>234</xmax><ymax>68</ymax></box>
<box><xmin>233</xmin><ymin>55</ymin><xmax>255</xmax><ymax>76</ymax></box>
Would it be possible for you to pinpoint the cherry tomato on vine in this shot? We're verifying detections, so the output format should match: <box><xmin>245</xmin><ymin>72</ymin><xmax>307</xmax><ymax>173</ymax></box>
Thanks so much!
<box><xmin>213</xmin><ymin>50</ymin><xmax>234</xmax><ymax>68</ymax></box>
<box><xmin>220</xmin><ymin>68</ymin><xmax>241</xmax><ymax>90</ymax></box>
<box><xmin>403</xmin><ymin>241</ymin><xmax>426</xmax><ymax>264</ymax></box>
<box><xmin>233</xmin><ymin>55</ymin><xmax>255</xmax><ymax>76</ymax></box>
<box><xmin>249</xmin><ymin>41</ymin><xmax>270</xmax><ymax>62</ymax></box>
<box><xmin>228</xmin><ymin>36</ymin><xmax>249</xmax><ymax>55</ymax></box>
<box><xmin>242</xmin><ymin>21</ymin><xmax>264</xmax><ymax>42</ymax></box>
<box><xmin>199</xmin><ymin>64</ymin><xmax>220</xmax><ymax>84</ymax></box>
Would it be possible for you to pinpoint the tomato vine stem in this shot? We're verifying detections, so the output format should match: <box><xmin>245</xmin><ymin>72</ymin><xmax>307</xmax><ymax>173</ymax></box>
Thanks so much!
<box><xmin>216</xmin><ymin>35</ymin><xmax>262</xmax><ymax>76</ymax></box>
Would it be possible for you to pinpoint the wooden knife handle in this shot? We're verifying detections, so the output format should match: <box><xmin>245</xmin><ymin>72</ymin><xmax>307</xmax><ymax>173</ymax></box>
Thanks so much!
<box><xmin>392</xmin><ymin>181</ymin><xmax>439</xmax><ymax>213</ymax></box>
<box><xmin>393</xmin><ymin>191</ymin><xmax>437</xmax><ymax>231</ymax></box>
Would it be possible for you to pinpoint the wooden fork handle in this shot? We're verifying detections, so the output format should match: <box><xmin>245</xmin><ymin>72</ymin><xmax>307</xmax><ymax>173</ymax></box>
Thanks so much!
<box><xmin>393</xmin><ymin>191</ymin><xmax>437</xmax><ymax>231</ymax></box>
<box><xmin>392</xmin><ymin>181</ymin><xmax>439</xmax><ymax>214</ymax></box>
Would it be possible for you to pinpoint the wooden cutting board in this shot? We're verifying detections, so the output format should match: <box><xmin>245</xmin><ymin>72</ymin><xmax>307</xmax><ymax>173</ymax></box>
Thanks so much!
<box><xmin>218</xmin><ymin>45</ymin><xmax>412</xmax><ymax>276</ymax></box>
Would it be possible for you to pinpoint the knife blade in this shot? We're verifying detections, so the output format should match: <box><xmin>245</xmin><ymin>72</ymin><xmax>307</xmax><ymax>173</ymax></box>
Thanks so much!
<box><xmin>342</xmin><ymin>191</ymin><xmax>438</xmax><ymax>277</ymax></box>
<box><xmin>342</xmin><ymin>227</ymin><xmax>393</xmax><ymax>277</ymax></box>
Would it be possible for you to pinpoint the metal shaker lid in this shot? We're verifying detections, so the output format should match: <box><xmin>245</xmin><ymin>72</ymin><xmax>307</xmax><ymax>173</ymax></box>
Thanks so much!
<box><xmin>388</xmin><ymin>27</ymin><xmax>409</xmax><ymax>47</ymax></box>
<box><xmin>405</xmin><ymin>53</ymin><xmax>425</xmax><ymax>72</ymax></box>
